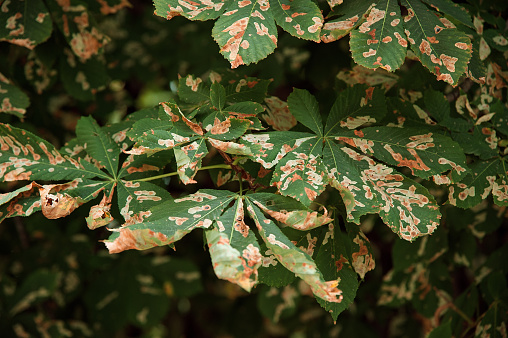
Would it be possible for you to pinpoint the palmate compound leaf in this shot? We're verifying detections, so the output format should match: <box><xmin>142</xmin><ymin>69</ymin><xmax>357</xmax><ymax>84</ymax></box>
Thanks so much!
<box><xmin>126</xmin><ymin>101</ymin><xmax>256</xmax><ymax>184</ymax></box>
<box><xmin>76</xmin><ymin>116</ymin><xmax>122</xmax><ymax>178</ymax></box>
<box><xmin>327</xmin><ymin>0</ymin><xmax>474</xmax><ymax>85</ymax></box>
<box><xmin>206</xmin><ymin>198</ymin><xmax>262</xmax><ymax>292</ymax></box>
<box><xmin>154</xmin><ymin>0</ymin><xmax>323</xmax><ymax>68</ymax></box>
<box><xmin>245</xmin><ymin>198</ymin><xmax>343</xmax><ymax>303</ymax></box>
<box><xmin>241</xmin><ymin>87</ymin><xmax>447</xmax><ymax>240</ymax></box>
<box><xmin>0</xmin><ymin>123</ymin><xmax>107</xmax><ymax>183</ymax></box>
<box><xmin>104</xmin><ymin>190</ymin><xmax>237</xmax><ymax>253</ymax></box>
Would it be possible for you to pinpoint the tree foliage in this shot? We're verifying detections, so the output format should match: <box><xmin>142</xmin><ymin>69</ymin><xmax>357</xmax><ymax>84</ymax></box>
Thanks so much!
<box><xmin>1</xmin><ymin>0</ymin><xmax>507</xmax><ymax>336</ymax></box>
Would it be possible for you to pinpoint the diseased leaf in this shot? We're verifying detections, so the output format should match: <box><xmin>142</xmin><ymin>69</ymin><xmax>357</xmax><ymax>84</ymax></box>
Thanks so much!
<box><xmin>344</xmin><ymin>222</ymin><xmax>375</xmax><ymax>278</ymax></box>
<box><xmin>245</xmin><ymin>198</ymin><xmax>343</xmax><ymax>303</ymax></box>
<box><xmin>335</xmin><ymin>126</ymin><xmax>469</xmax><ymax>181</ymax></box>
<box><xmin>153</xmin><ymin>0</ymin><xmax>226</xmax><ymax>21</ymax></box>
<box><xmin>46</xmin><ymin>0</ymin><xmax>109</xmax><ymax>60</ymax></box>
<box><xmin>270</xmin><ymin>0</ymin><xmax>323</xmax><ymax>42</ymax></box>
<box><xmin>117</xmin><ymin>180</ymin><xmax>173</xmax><ymax>225</ymax></box>
<box><xmin>206</xmin><ymin>198</ymin><xmax>262</xmax><ymax>291</ymax></box>
<box><xmin>325</xmin><ymin>85</ymin><xmax>386</xmax><ymax>134</ymax></box>
<box><xmin>0</xmin><ymin>0</ymin><xmax>53</xmax><ymax>50</ymax></box>
<box><xmin>401</xmin><ymin>0</ymin><xmax>472</xmax><ymax>85</ymax></box>
<box><xmin>0</xmin><ymin>73</ymin><xmax>30</xmax><ymax>118</ymax></box>
<box><xmin>248</xmin><ymin>192</ymin><xmax>332</xmax><ymax>230</ymax></box>
<box><xmin>327</xmin><ymin>145</ymin><xmax>441</xmax><ymax>241</ymax></box>
<box><xmin>421</xmin><ymin>0</ymin><xmax>473</xmax><ymax>28</ymax></box>
<box><xmin>0</xmin><ymin>123</ymin><xmax>107</xmax><ymax>182</ymax></box>
<box><xmin>321</xmin><ymin>0</ymin><xmax>373</xmax><ymax>43</ymax></box>
<box><xmin>9</xmin><ymin>269</ymin><xmax>59</xmax><ymax>316</ymax></box>
<box><xmin>212</xmin><ymin>0</ymin><xmax>277</xmax><ymax>68</ymax></box>
<box><xmin>350</xmin><ymin>0</ymin><xmax>406</xmax><ymax>72</ymax></box>
<box><xmin>174</xmin><ymin>138</ymin><xmax>208</xmax><ymax>184</ymax></box>
<box><xmin>315</xmin><ymin>221</ymin><xmax>359</xmax><ymax>321</ymax></box>
<box><xmin>257</xmin><ymin>284</ymin><xmax>300</xmax><ymax>323</ymax></box>
<box><xmin>104</xmin><ymin>190</ymin><xmax>236</xmax><ymax>253</ymax></box>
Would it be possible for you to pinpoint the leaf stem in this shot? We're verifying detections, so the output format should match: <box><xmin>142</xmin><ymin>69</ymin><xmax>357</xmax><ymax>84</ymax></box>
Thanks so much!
<box><xmin>132</xmin><ymin>164</ymin><xmax>232</xmax><ymax>182</ymax></box>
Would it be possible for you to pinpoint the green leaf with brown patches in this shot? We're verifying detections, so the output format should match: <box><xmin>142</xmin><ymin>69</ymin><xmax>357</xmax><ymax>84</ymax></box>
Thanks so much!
<box><xmin>248</xmin><ymin>192</ymin><xmax>333</xmax><ymax>230</ymax></box>
<box><xmin>204</xmin><ymin>116</ymin><xmax>252</xmax><ymax>140</ymax></box>
<box><xmin>206</xmin><ymin>197</ymin><xmax>262</xmax><ymax>291</ymax></box>
<box><xmin>245</xmin><ymin>198</ymin><xmax>343</xmax><ymax>303</ymax></box>
<box><xmin>76</xmin><ymin>116</ymin><xmax>121</xmax><ymax>178</ymax></box>
<box><xmin>344</xmin><ymin>222</ymin><xmax>375</xmax><ymax>279</ymax></box>
<box><xmin>420</xmin><ymin>0</ymin><xmax>473</xmax><ymax>28</ymax></box>
<box><xmin>59</xmin><ymin>49</ymin><xmax>109</xmax><ymax>101</ymax></box>
<box><xmin>401</xmin><ymin>0</ymin><xmax>472</xmax><ymax>86</ymax></box>
<box><xmin>315</xmin><ymin>220</ymin><xmax>360</xmax><ymax>321</ymax></box>
<box><xmin>0</xmin><ymin>73</ymin><xmax>30</xmax><ymax>118</ymax></box>
<box><xmin>105</xmin><ymin>190</ymin><xmax>236</xmax><ymax>253</ymax></box>
<box><xmin>325</xmin><ymin>144</ymin><xmax>440</xmax><ymax>241</ymax></box>
<box><xmin>0</xmin><ymin>123</ymin><xmax>107</xmax><ymax>182</ymax></box>
<box><xmin>0</xmin><ymin>0</ymin><xmax>53</xmax><ymax>50</ymax></box>
<box><xmin>178</xmin><ymin>75</ymin><xmax>211</xmax><ymax>104</ymax></box>
<box><xmin>212</xmin><ymin>0</ymin><xmax>277</xmax><ymax>68</ymax></box>
<box><xmin>46</xmin><ymin>0</ymin><xmax>109</xmax><ymax>60</ymax></box>
<box><xmin>9</xmin><ymin>269</ymin><xmax>59</xmax><ymax>316</ymax></box>
<box><xmin>174</xmin><ymin>138</ymin><xmax>209</xmax><ymax>184</ymax></box>
<box><xmin>153</xmin><ymin>0</ymin><xmax>227</xmax><ymax>21</ymax></box>
<box><xmin>324</xmin><ymin>85</ymin><xmax>386</xmax><ymax>134</ymax></box>
<box><xmin>350</xmin><ymin>0</ymin><xmax>407</xmax><ymax>72</ymax></box>
<box><xmin>448</xmin><ymin>159</ymin><xmax>500</xmax><ymax>209</ymax></box>
<box><xmin>223</xmin><ymin>77</ymin><xmax>271</xmax><ymax>103</ymax></box>
<box><xmin>320</xmin><ymin>0</ymin><xmax>374</xmax><ymax>43</ymax></box>
<box><xmin>334</xmin><ymin>126</ymin><xmax>469</xmax><ymax>181</ymax></box>
<box><xmin>270</xmin><ymin>0</ymin><xmax>323</xmax><ymax>41</ymax></box>
<box><xmin>117</xmin><ymin>180</ymin><xmax>173</xmax><ymax>224</ymax></box>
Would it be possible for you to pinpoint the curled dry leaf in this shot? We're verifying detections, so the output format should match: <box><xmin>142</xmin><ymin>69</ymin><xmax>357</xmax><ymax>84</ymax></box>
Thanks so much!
<box><xmin>38</xmin><ymin>182</ymin><xmax>82</xmax><ymax>219</ymax></box>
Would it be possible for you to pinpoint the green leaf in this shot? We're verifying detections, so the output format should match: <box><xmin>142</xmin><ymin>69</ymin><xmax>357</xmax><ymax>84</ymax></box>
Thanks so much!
<box><xmin>350</xmin><ymin>0</ymin><xmax>407</xmax><ymax>72</ymax></box>
<box><xmin>401</xmin><ymin>0</ymin><xmax>472</xmax><ymax>85</ymax></box>
<box><xmin>270</xmin><ymin>0</ymin><xmax>323</xmax><ymax>42</ymax></box>
<box><xmin>104</xmin><ymin>190</ymin><xmax>236</xmax><ymax>253</ymax></box>
<box><xmin>0</xmin><ymin>123</ymin><xmax>107</xmax><ymax>182</ymax></box>
<box><xmin>76</xmin><ymin>116</ymin><xmax>121</xmax><ymax>178</ymax></box>
<box><xmin>212</xmin><ymin>0</ymin><xmax>277</xmax><ymax>68</ymax></box>
<box><xmin>245</xmin><ymin>198</ymin><xmax>343</xmax><ymax>303</ymax></box>
<box><xmin>0</xmin><ymin>0</ymin><xmax>53</xmax><ymax>49</ymax></box>
<box><xmin>257</xmin><ymin>284</ymin><xmax>300</xmax><ymax>323</ymax></box>
<box><xmin>335</xmin><ymin>126</ymin><xmax>469</xmax><ymax>181</ymax></box>
<box><xmin>210</xmin><ymin>82</ymin><xmax>226</xmax><ymax>110</ymax></box>
<box><xmin>288</xmin><ymin>88</ymin><xmax>323</xmax><ymax>136</ymax></box>
<box><xmin>0</xmin><ymin>73</ymin><xmax>30</xmax><ymax>118</ymax></box>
